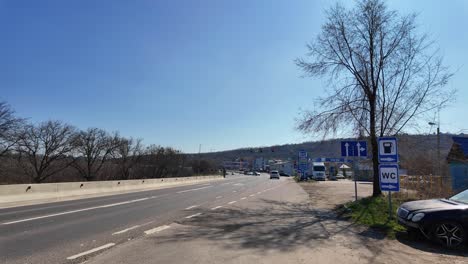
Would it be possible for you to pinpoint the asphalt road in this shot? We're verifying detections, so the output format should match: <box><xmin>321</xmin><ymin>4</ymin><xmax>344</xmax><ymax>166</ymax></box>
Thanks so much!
<box><xmin>0</xmin><ymin>174</ymin><xmax>283</xmax><ymax>264</ymax></box>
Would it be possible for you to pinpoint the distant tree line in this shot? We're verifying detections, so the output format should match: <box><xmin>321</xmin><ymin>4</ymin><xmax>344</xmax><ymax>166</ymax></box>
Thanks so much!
<box><xmin>0</xmin><ymin>102</ymin><xmax>218</xmax><ymax>184</ymax></box>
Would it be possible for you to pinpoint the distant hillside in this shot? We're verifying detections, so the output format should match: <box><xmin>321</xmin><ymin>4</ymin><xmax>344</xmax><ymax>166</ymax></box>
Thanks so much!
<box><xmin>187</xmin><ymin>134</ymin><xmax>458</xmax><ymax>169</ymax></box>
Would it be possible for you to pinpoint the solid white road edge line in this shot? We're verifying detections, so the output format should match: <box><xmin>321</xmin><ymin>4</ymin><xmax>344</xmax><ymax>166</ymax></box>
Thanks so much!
<box><xmin>2</xmin><ymin>197</ymin><xmax>153</xmax><ymax>225</ymax></box>
<box><xmin>66</xmin><ymin>243</ymin><xmax>116</xmax><ymax>260</ymax></box>
<box><xmin>185</xmin><ymin>213</ymin><xmax>202</xmax><ymax>219</ymax></box>
<box><xmin>144</xmin><ymin>225</ymin><xmax>171</xmax><ymax>235</ymax></box>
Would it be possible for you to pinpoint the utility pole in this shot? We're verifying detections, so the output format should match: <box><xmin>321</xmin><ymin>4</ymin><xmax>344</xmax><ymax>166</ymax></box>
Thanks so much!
<box><xmin>198</xmin><ymin>144</ymin><xmax>202</xmax><ymax>175</ymax></box>
<box><xmin>429</xmin><ymin>108</ymin><xmax>441</xmax><ymax>177</ymax></box>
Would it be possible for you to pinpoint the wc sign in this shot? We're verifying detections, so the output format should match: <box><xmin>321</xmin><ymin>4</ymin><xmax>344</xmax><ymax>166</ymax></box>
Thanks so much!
<box><xmin>379</xmin><ymin>164</ymin><xmax>400</xmax><ymax>192</ymax></box>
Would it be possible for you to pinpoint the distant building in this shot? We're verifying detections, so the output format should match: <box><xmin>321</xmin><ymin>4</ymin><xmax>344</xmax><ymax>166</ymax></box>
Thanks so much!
<box><xmin>447</xmin><ymin>136</ymin><xmax>468</xmax><ymax>192</ymax></box>
<box><xmin>253</xmin><ymin>157</ymin><xmax>267</xmax><ymax>171</ymax></box>
<box><xmin>269</xmin><ymin>160</ymin><xmax>295</xmax><ymax>175</ymax></box>
<box><xmin>222</xmin><ymin>161</ymin><xmax>250</xmax><ymax>170</ymax></box>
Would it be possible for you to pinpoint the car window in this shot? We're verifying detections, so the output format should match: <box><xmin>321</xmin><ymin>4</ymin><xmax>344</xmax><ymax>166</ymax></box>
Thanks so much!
<box><xmin>313</xmin><ymin>166</ymin><xmax>325</xmax><ymax>171</ymax></box>
<box><xmin>449</xmin><ymin>189</ymin><xmax>468</xmax><ymax>204</ymax></box>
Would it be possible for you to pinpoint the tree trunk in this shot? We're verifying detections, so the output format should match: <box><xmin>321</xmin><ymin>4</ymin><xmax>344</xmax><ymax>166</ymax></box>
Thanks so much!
<box><xmin>369</xmin><ymin>97</ymin><xmax>382</xmax><ymax>197</ymax></box>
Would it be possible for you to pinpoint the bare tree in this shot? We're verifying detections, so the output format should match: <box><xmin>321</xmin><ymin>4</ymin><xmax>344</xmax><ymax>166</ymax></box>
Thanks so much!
<box><xmin>144</xmin><ymin>145</ymin><xmax>183</xmax><ymax>178</ymax></box>
<box><xmin>295</xmin><ymin>0</ymin><xmax>453</xmax><ymax>196</ymax></box>
<box><xmin>71</xmin><ymin>128</ymin><xmax>120</xmax><ymax>181</ymax></box>
<box><xmin>16</xmin><ymin>120</ymin><xmax>76</xmax><ymax>183</ymax></box>
<box><xmin>0</xmin><ymin>102</ymin><xmax>24</xmax><ymax>157</ymax></box>
<box><xmin>113</xmin><ymin>137</ymin><xmax>143</xmax><ymax>180</ymax></box>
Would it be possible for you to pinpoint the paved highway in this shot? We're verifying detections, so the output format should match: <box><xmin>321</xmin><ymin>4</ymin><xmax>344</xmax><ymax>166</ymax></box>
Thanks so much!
<box><xmin>0</xmin><ymin>174</ymin><xmax>284</xmax><ymax>264</ymax></box>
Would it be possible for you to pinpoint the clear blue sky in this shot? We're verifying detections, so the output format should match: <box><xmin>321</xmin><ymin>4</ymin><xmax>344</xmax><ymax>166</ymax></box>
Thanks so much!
<box><xmin>1</xmin><ymin>0</ymin><xmax>467</xmax><ymax>153</ymax></box>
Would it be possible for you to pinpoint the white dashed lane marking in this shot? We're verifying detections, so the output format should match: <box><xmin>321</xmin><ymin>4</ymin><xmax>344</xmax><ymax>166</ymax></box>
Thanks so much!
<box><xmin>185</xmin><ymin>205</ymin><xmax>199</xmax><ymax>210</ymax></box>
<box><xmin>144</xmin><ymin>225</ymin><xmax>171</xmax><ymax>235</ymax></box>
<box><xmin>211</xmin><ymin>206</ymin><xmax>223</xmax><ymax>210</ymax></box>
<box><xmin>177</xmin><ymin>186</ymin><xmax>212</xmax><ymax>194</ymax></box>
<box><xmin>112</xmin><ymin>225</ymin><xmax>140</xmax><ymax>235</ymax></box>
<box><xmin>66</xmin><ymin>243</ymin><xmax>116</xmax><ymax>260</ymax></box>
<box><xmin>227</xmin><ymin>201</ymin><xmax>237</xmax><ymax>205</ymax></box>
<box><xmin>185</xmin><ymin>213</ymin><xmax>202</xmax><ymax>219</ymax></box>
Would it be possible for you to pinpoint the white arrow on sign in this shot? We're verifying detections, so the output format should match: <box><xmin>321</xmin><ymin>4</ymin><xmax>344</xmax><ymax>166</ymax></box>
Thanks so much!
<box><xmin>345</xmin><ymin>143</ymin><xmax>349</xmax><ymax>157</ymax></box>
<box><xmin>381</xmin><ymin>157</ymin><xmax>396</xmax><ymax>162</ymax></box>
<box><xmin>381</xmin><ymin>184</ymin><xmax>397</xmax><ymax>189</ymax></box>
<box><xmin>356</xmin><ymin>142</ymin><xmax>366</xmax><ymax>157</ymax></box>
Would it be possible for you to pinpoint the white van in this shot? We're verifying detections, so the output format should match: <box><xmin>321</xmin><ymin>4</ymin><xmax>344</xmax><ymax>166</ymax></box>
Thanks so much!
<box><xmin>312</xmin><ymin>162</ymin><xmax>326</xmax><ymax>181</ymax></box>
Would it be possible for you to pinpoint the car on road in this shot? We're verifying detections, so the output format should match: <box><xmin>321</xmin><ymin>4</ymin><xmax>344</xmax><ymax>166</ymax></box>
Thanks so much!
<box><xmin>335</xmin><ymin>173</ymin><xmax>345</xmax><ymax>180</ymax></box>
<box><xmin>253</xmin><ymin>171</ymin><xmax>261</xmax><ymax>176</ymax></box>
<box><xmin>270</xmin><ymin>170</ymin><xmax>280</xmax><ymax>179</ymax></box>
<box><xmin>279</xmin><ymin>172</ymin><xmax>290</xmax><ymax>177</ymax></box>
<box><xmin>397</xmin><ymin>188</ymin><xmax>468</xmax><ymax>248</ymax></box>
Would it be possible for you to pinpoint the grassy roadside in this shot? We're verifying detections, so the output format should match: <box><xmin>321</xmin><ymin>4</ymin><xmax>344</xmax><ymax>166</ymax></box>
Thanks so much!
<box><xmin>340</xmin><ymin>196</ymin><xmax>408</xmax><ymax>239</ymax></box>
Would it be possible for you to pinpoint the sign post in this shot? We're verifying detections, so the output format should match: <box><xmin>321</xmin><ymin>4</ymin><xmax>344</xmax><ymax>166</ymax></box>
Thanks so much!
<box><xmin>341</xmin><ymin>141</ymin><xmax>368</xmax><ymax>201</ymax></box>
<box><xmin>378</xmin><ymin>136</ymin><xmax>399</xmax><ymax>220</ymax></box>
<box><xmin>298</xmin><ymin>150</ymin><xmax>309</xmax><ymax>181</ymax></box>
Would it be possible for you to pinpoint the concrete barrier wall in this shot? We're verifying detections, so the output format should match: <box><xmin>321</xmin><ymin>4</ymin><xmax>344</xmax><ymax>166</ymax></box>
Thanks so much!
<box><xmin>0</xmin><ymin>176</ymin><xmax>223</xmax><ymax>204</ymax></box>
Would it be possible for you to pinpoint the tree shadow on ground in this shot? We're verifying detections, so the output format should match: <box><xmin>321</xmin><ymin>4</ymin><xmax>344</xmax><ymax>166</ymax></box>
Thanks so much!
<box><xmin>152</xmin><ymin>198</ymin><xmax>387</xmax><ymax>255</ymax></box>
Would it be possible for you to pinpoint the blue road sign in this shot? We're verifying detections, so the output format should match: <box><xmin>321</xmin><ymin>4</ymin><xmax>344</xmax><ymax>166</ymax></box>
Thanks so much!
<box><xmin>298</xmin><ymin>150</ymin><xmax>308</xmax><ymax>172</ymax></box>
<box><xmin>313</xmin><ymin>157</ymin><xmax>353</xmax><ymax>163</ymax></box>
<box><xmin>379</xmin><ymin>164</ymin><xmax>400</xmax><ymax>192</ymax></box>
<box><xmin>341</xmin><ymin>141</ymin><xmax>368</xmax><ymax>157</ymax></box>
<box><xmin>378</xmin><ymin>137</ymin><xmax>398</xmax><ymax>163</ymax></box>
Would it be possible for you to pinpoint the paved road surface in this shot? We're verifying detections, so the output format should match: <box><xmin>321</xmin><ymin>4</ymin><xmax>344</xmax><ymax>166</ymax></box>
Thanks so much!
<box><xmin>83</xmin><ymin>180</ymin><xmax>468</xmax><ymax>264</ymax></box>
<box><xmin>0</xmin><ymin>174</ymin><xmax>279</xmax><ymax>264</ymax></box>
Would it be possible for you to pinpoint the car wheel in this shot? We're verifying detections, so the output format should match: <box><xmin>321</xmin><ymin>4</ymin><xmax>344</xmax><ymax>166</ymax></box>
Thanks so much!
<box><xmin>431</xmin><ymin>222</ymin><xmax>465</xmax><ymax>248</ymax></box>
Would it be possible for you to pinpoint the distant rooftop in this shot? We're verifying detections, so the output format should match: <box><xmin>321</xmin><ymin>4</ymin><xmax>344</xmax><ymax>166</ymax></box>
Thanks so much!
<box><xmin>448</xmin><ymin>136</ymin><xmax>468</xmax><ymax>162</ymax></box>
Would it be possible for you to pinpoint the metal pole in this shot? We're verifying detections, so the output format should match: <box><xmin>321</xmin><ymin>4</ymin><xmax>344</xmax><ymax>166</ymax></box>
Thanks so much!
<box><xmin>437</xmin><ymin>108</ymin><xmax>441</xmax><ymax>177</ymax></box>
<box><xmin>388</xmin><ymin>191</ymin><xmax>393</xmax><ymax>219</ymax></box>
<box><xmin>437</xmin><ymin>126</ymin><xmax>440</xmax><ymax>176</ymax></box>
<box><xmin>354</xmin><ymin>157</ymin><xmax>358</xmax><ymax>201</ymax></box>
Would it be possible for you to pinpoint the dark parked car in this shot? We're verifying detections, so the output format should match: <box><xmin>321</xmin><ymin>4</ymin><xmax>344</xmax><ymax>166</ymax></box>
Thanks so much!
<box><xmin>397</xmin><ymin>188</ymin><xmax>468</xmax><ymax>248</ymax></box>
<box><xmin>279</xmin><ymin>172</ymin><xmax>290</xmax><ymax>177</ymax></box>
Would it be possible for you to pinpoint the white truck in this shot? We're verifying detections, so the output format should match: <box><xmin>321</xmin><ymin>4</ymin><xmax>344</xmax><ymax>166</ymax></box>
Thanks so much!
<box><xmin>311</xmin><ymin>162</ymin><xmax>326</xmax><ymax>181</ymax></box>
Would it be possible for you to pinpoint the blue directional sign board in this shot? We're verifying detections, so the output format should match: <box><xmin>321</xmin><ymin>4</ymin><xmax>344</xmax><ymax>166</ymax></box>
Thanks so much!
<box><xmin>379</xmin><ymin>164</ymin><xmax>400</xmax><ymax>192</ymax></box>
<box><xmin>341</xmin><ymin>141</ymin><xmax>368</xmax><ymax>157</ymax></box>
<box><xmin>298</xmin><ymin>150</ymin><xmax>308</xmax><ymax>172</ymax></box>
<box><xmin>314</xmin><ymin>157</ymin><xmax>353</xmax><ymax>163</ymax></box>
<box><xmin>378</xmin><ymin>137</ymin><xmax>398</xmax><ymax>163</ymax></box>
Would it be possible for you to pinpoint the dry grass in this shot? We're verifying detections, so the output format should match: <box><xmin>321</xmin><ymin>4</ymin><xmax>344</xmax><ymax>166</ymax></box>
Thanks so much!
<box><xmin>398</xmin><ymin>175</ymin><xmax>454</xmax><ymax>200</ymax></box>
